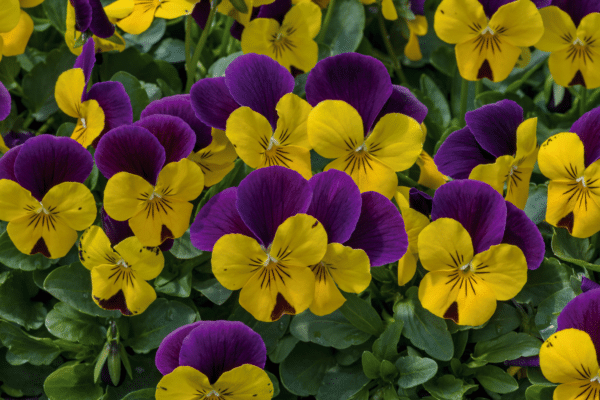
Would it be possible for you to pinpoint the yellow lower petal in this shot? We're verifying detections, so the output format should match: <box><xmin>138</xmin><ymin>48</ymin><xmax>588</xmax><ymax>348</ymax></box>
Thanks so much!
<box><xmin>258</xmin><ymin>145</ymin><xmax>312</xmax><ymax>180</ymax></box>
<box><xmin>42</xmin><ymin>182</ymin><xmax>97</xmax><ymax>231</ymax></box>
<box><xmin>433</xmin><ymin>0</ymin><xmax>486</xmax><ymax>44</ymax></box>
<box><xmin>72</xmin><ymin>100</ymin><xmax>105</xmax><ymax>148</ymax></box>
<box><xmin>226</xmin><ymin>106</ymin><xmax>273</xmax><ymax>169</ymax></box>
<box><xmin>468</xmin><ymin>155</ymin><xmax>513</xmax><ymax>194</ymax></box>
<box><xmin>505</xmin><ymin>166</ymin><xmax>533</xmax><ymax>210</ymax></box>
<box><xmin>471</xmin><ymin>243</ymin><xmax>527</xmax><ymax>300</ymax></box>
<box><xmin>322</xmin><ymin>243</ymin><xmax>371</xmax><ymax>293</ymax></box>
<box><xmin>271</xmin><ymin>214</ymin><xmax>328</xmax><ymax>267</ymax></box>
<box><xmin>156</xmin><ymin>366</ymin><xmax>213</xmax><ymax>400</ymax></box>
<box><xmin>535</xmin><ymin>6</ymin><xmax>575</xmax><ymax>52</ymax></box>
<box><xmin>417</xmin><ymin>217</ymin><xmax>474</xmax><ymax>273</ymax></box>
<box><xmin>553</xmin><ymin>381</ymin><xmax>600</xmax><ymax>400</ymax></box>
<box><xmin>416</xmin><ymin>150</ymin><xmax>448</xmax><ymax>190</ymax></box>
<box><xmin>366</xmin><ymin>113</ymin><xmax>423</xmax><ymax>171</ymax></box>
<box><xmin>309</xmin><ymin>263</ymin><xmax>347</xmax><ymax>316</ymax></box>
<box><xmin>398</xmin><ymin>251</ymin><xmax>417</xmax><ymax>286</ymax></box>
<box><xmin>455</xmin><ymin>34</ymin><xmax>521</xmax><ymax>82</ymax></box>
<box><xmin>117</xmin><ymin>4</ymin><xmax>157</xmax><ymax>35</ymax></box>
<box><xmin>0</xmin><ymin>11</ymin><xmax>33</xmax><ymax>56</ymax></box>
<box><xmin>154</xmin><ymin>0</ymin><xmax>197</xmax><ymax>19</ymax></box>
<box><xmin>548</xmin><ymin>48</ymin><xmax>584</xmax><ymax>88</ymax></box>
<box><xmin>122</xmin><ymin>273</ymin><xmax>157</xmax><ymax>315</ymax></box>
<box><xmin>381</xmin><ymin>0</ymin><xmax>398</xmax><ymax>20</ymax></box>
<box><xmin>488</xmin><ymin>0</ymin><xmax>543</xmax><ymax>47</ymax></box>
<box><xmin>104</xmin><ymin>172</ymin><xmax>154</xmax><ymax>221</ymax></box>
<box><xmin>78</xmin><ymin>226</ymin><xmax>120</xmax><ymax>270</ymax></box>
<box><xmin>274</xmin><ymin>93</ymin><xmax>312</xmax><ymax>148</ymax></box>
<box><xmin>241</xmin><ymin>18</ymin><xmax>280</xmax><ymax>58</ymax></box>
<box><xmin>104</xmin><ymin>0</ymin><xmax>135</xmax><ymax>19</ymax></box>
<box><xmin>538</xmin><ymin>132</ymin><xmax>585</xmax><ymax>181</ymax></box>
<box><xmin>91</xmin><ymin>263</ymin><xmax>125</xmax><ymax>304</ymax></box>
<box><xmin>188</xmin><ymin>129</ymin><xmax>237</xmax><ymax>187</ymax></box>
<box><xmin>0</xmin><ymin>0</ymin><xmax>20</xmax><ymax>33</ymax></box>
<box><xmin>212</xmin><ymin>233</ymin><xmax>267</xmax><ymax>290</ymax></box>
<box><xmin>128</xmin><ymin>197</ymin><xmax>193</xmax><ymax>246</ymax></box>
<box><xmin>114</xmin><ymin>236</ymin><xmax>164</xmax><ymax>280</ymax></box>
<box><xmin>155</xmin><ymin>159</ymin><xmax>205</xmax><ymax>202</ymax></box>
<box><xmin>55</xmin><ymin>68</ymin><xmax>86</xmax><ymax>119</ymax></box>
<box><xmin>213</xmin><ymin>364</ymin><xmax>274</xmax><ymax>400</ymax></box>
<box><xmin>0</xmin><ymin>179</ymin><xmax>38</xmax><ymax>221</ymax></box>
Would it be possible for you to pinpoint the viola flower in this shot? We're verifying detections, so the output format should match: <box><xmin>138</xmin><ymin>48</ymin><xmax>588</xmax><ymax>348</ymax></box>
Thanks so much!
<box><xmin>55</xmin><ymin>39</ymin><xmax>133</xmax><ymax>148</ymax></box>
<box><xmin>416</xmin><ymin>150</ymin><xmax>448</xmax><ymax>189</ymax></box>
<box><xmin>0</xmin><ymin>0</ymin><xmax>43</xmax><ymax>61</ymax></box>
<box><xmin>538</xmin><ymin>108</ymin><xmax>600</xmax><ymax>238</ymax></box>
<box><xmin>539</xmin><ymin>286</ymin><xmax>600</xmax><ymax>399</ymax></box>
<box><xmin>434</xmin><ymin>0</ymin><xmax>545</xmax><ymax>82</ymax></box>
<box><xmin>306</xmin><ymin>53</ymin><xmax>425</xmax><ymax>198</ymax></box>
<box><xmin>435</xmin><ymin>100</ymin><xmax>538</xmax><ymax>209</ymax></box>
<box><xmin>373</xmin><ymin>0</ymin><xmax>427</xmax><ymax>61</ymax></box>
<box><xmin>79</xmin><ymin>211</ymin><xmax>164</xmax><ymax>316</ymax></box>
<box><xmin>191</xmin><ymin>166</ymin><xmax>328</xmax><ymax>322</ymax></box>
<box><xmin>0</xmin><ymin>135</ymin><xmax>96</xmax><ymax>259</ymax></box>
<box><xmin>155</xmin><ymin>321</ymin><xmax>272</xmax><ymax>399</ymax></box>
<box><xmin>141</xmin><ymin>94</ymin><xmax>237</xmax><ymax>187</ymax></box>
<box><xmin>191</xmin><ymin>53</ymin><xmax>313</xmax><ymax>179</ymax></box>
<box><xmin>111</xmin><ymin>0</ymin><xmax>198</xmax><ymax>35</ymax></box>
<box><xmin>417</xmin><ymin>180</ymin><xmax>544</xmax><ymax>326</ymax></box>
<box><xmin>96</xmin><ymin>117</ymin><xmax>205</xmax><ymax>247</ymax></box>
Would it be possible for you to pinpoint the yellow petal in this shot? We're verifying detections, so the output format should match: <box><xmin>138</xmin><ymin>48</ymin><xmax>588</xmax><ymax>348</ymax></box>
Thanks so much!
<box><xmin>366</xmin><ymin>113</ymin><xmax>423</xmax><ymax>171</ymax></box>
<box><xmin>78</xmin><ymin>225</ymin><xmax>120</xmax><ymax>270</ymax></box>
<box><xmin>116</xmin><ymin>2</ymin><xmax>157</xmax><ymax>34</ymax></box>
<box><xmin>0</xmin><ymin>0</ymin><xmax>20</xmax><ymax>33</ymax></box>
<box><xmin>433</xmin><ymin>0</ymin><xmax>487</xmax><ymax>44</ymax></box>
<box><xmin>155</xmin><ymin>159</ymin><xmax>204</xmax><ymax>202</ymax></box>
<box><xmin>274</xmin><ymin>93</ymin><xmax>312</xmax><ymax>149</ymax></box>
<box><xmin>226</xmin><ymin>106</ymin><xmax>272</xmax><ymax>169</ymax></box>
<box><xmin>19</xmin><ymin>0</ymin><xmax>44</xmax><ymax>8</ymax></box>
<box><xmin>277</xmin><ymin>30</ymin><xmax>318</xmax><ymax>73</ymax></box>
<box><xmin>535</xmin><ymin>6</ymin><xmax>575</xmax><ymax>52</ymax></box>
<box><xmin>55</xmin><ymin>68</ymin><xmax>86</xmax><ymax>119</ymax></box>
<box><xmin>213</xmin><ymin>364</ymin><xmax>274</xmax><ymax>400</ymax></box>
<box><xmin>417</xmin><ymin>217</ymin><xmax>474</xmax><ymax>272</ymax></box>
<box><xmin>553</xmin><ymin>381</ymin><xmax>600</xmax><ymax>400</ymax></box>
<box><xmin>288</xmin><ymin>1</ymin><xmax>321</xmax><ymax>38</ymax></box>
<box><xmin>42</xmin><ymin>182</ymin><xmax>97</xmax><ymax>231</ymax></box>
<box><xmin>505</xmin><ymin>165</ymin><xmax>534</xmax><ymax>210</ymax></box>
<box><xmin>114</xmin><ymin>236</ymin><xmax>164</xmax><ymax>280</ymax></box>
<box><xmin>321</xmin><ymin>243</ymin><xmax>371</xmax><ymax>294</ymax></box>
<box><xmin>468</xmin><ymin>155</ymin><xmax>514</xmax><ymax>194</ymax></box>
<box><xmin>455</xmin><ymin>34</ymin><xmax>522</xmax><ymax>82</ymax></box>
<box><xmin>547</xmin><ymin>48</ymin><xmax>583</xmax><ymax>88</ymax></box>
<box><xmin>72</xmin><ymin>99</ymin><xmax>105</xmax><ymax>148</ymax></box>
<box><xmin>0</xmin><ymin>179</ymin><xmax>38</xmax><ymax>221</ymax></box>
<box><xmin>154</xmin><ymin>0</ymin><xmax>197</xmax><ymax>19</ymax></box>
<box><xmin>402</xmin><ymin>206</ymin><xmax>430</xmax><ymax>255</ymax></box>
<box><xmin>104</xmin><ymin>0</ymin><xmax>135</xmax><ymax>20</ymax></box>
<box><xmin>156</xmin><ymin>366</ymin><xmax>213</xmax><ymax>400</ymax></box>
<box><xmin>259</xmin><ymin>145</ymin><xmax>313</xmax><ymax>180</ymax></box>
<box><xmin>309</xmin><ymin>263</ymin><xmax>347</xmax><ymax>316</ymax></box>
<box><xmin>270</xmin><ymin>214</ymin><xmax>328</xmax><ymax>268</ymax></box>
<box><xmin>188</xmin><ymin>129</ymin><xmax>237</xmax><ymax>187</ymax></box>
<box><xmin>394</xmin><ymin>186</ymin><xmax>411</xmax><ymax>209</ymax></box>
<box><xmin>122</xmin><ymin>273</ymin><xmax>157</xmax><ymax>315</ymax></box>
<box><xmin>212</xmin><ymin>234</ymin><xmax>267</xmax><ymax>290</ymax></box>
<box><xmin>488</xmin><ymin>0</ymin><xmax>543</xmax><ymax>47</ymax></box>
<box><xmin>241</xmin><ymin>18</ymin><xmax>280</xmax><ymax>58</ymax></box>
<box><xmin>91</xmin><ymin>263</ymin><xmax>124</xmax><ymax>306</ymax></box>
<box><xmin>538</xmin><ymin>132</ymin><xmax>585</xmax><ymax>181</ymax></box>
<box><xmin>575</xmin><ymin>13</ymin><xmax>600</xmax><ymax>89</ymax></box>
<box><xmin>128</xmin><ymin>198</ymin><xmax>194</xmax><ymax>246</ymax></box>
<box><xmin>0</xmin><ymin>10</ymin><xmax>33</xmax><ymax>56</ymax></box>
<box><xmin>416</xmin><ymin>150</ymin><xmax>448</xmax><ymax>189</ymax></box>
<box><xmin>219</xmin><ymin>0</ymin><xmax>253</xmax><ymax>25</ymax></box>
<box><xmin>398</xmin><ymin>251</ymin><xmax>418</xmax><ymax>286</ymax></box>
<box><xmin>8</xmin><ymin>214</ymin><xmax>76</xmax><ymax>258</ymax></box>
<box><xmin>308</xmin><ymin>100</ymin><xmax>364</xmax><ymax>159</ymax></box>
<box><xmin>104</xmin><ymin>172</ymin><xmax>153</xmax><ymax>221</ymax></box>
<box><xmin>382</xmin><ymin>0</ymin><xmax>398</xmax><ymax>20</ymax></box>
<box><xmin>471</xmin><ymin>243</ymin><xmax>527</xmax><ymax>300</ymax></box>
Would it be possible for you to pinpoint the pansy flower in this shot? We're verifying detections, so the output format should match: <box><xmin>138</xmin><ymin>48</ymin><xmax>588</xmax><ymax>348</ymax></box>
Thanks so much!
<box><xmin>417</xmin><ymin>180</ymin><xmax>544</xmax><ymax>326</ymax></box>
<box><xmin>0</xmin><ymin>0</ymin><xmax>41</xmax><ymax>61</ymax></box>
<box><xmin>415</xmin><ymin>149</ymin><xmax>448</xmax><ymax>189</ymax></box>
<box><xmin>0</xmin><ymin>135</ymin><xmax>96</xmax><ymax>259</ymax></box>
<box><xmin>155</xmin><ymin>321</ymin><xmax>273</xmax><ymax>399</ymax></box>
<box><xmin>96</xmin><ymin>117</ymin><xmax>204</xmax><ymax>247</ymax></box>
<box><xmin>434</xmin><ymin>0</ymin><xmax>546</xmax><ymax>82</ymax></box>
<box><xmin>191</xmin><ymin>53</ymin><xmax>313</xmax><ymax>179</ymax></box>
<box><xmin>434</xmin><ymin>99</ymin><xmax>538</xmax><ymax>209</ymax></box>
<box><xmin>55</xmin><ymin>39</ymin><xmax>133</xmax><ymax>148</ymax></box>
<box><xmin>79</xmin><ymin>210</ymin><xmax>164</xmax><ymax>315</ymax></box>
<box><xmin>111</xmin><ymin>0</ymin><xmax>198</xmax><ymax>35</ymax></box>
<box><xmin>306</xmin><ymin>53</ymin><xmax>425</xmax><ymax>199</ymax></box>
<box><xmin>540</xmin><ymin>285</ymin><xmax>600</xmax><ymax>399</ymax></box>
<box><xmin>535</xmin><ymin>0</ymin><xmax>600</xmax><ymax>89</ymax></box>
<box><xmin>191</xmin><ymin>166</ymin><xmax>329</xmax><ymax>322</ymax></box>
<box><xmin>538</xmin><ymin>106</ymin><xmax>600</xmax><ymax>238</ymax></box>
<box><xmin>141</xmin><ymin>94</ymin><xmax>237</xmax><ymax>187</ymax></box>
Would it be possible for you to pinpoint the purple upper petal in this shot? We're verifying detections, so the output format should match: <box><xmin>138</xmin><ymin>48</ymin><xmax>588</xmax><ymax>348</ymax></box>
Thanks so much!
<box><xmin>191</xmin><ymin>0</ymin><xmax>211</xmax><ymax>29</ymax></box>
<box><xmin>409</xmin><ymin>188</ymin><xmax>433</xmax><ymax>217</ymax></box>
<box><xmin>190</xmin><ymin>188</ymin><xmax>258</xmax><ymax>251</ymax></box>
<box><xmin>230</xmin><ymin>21</ymin><xmax>244</xmax><ymax>41</ymax></box>
<box><xmin>501</xmin><ymin>201</ymin><xmax>545</xmax><ymax>270</ymax></box>
<box><xmin>434</xmin><ymin>127</ymin><xmax>496</xmax><ymax>179</ymax></box>
<box><xmin>464</xmin><ymin>100</ymin><xmax>522</xmax><ymax>158</ymax></box>
<box><xmin>306</xmin><ymin>170</ymin><xmax>362</xmax><ymax>244</ymax></box>
<box><xmin>0</xmin><ymin>146</ymin><xmax>21</xmax><ymax>182</ymax></box>
<box><xmin>190</xmin><ymin>77</ymin><xmax>240</xmax><ymax>131</ymax></box>
<box><xmin>582</xmin><ymin>277</ymin><xmax>600</xmax><ymax>293</ymax></box>
<box><xmin>557</xmin><ymin>289</ymin><xmax>600</xmax><ymax>356</ymax></box>
<box><xmin>141</xmin><ymin>95</ymin><xmax>212</xmax><ymax>152</ymax></box>
<box><xmin>236</xmin><ymin>166</ymin><xmax>312</xmax><ymax>246</ymax></box>
<box><xmin>257</xmin><ymin>0</ymin><xmax>291</xmax><ymax>23</ymax></box>
<box><xmin>344</xmin><ymin>192</ymin><xmax>408</xmax><ymax>267</ymax></box>
<box><xmin>88</xmin><ymin>0</ymin><xmax>115</xmax><ymax>38</ymax></box>
<box><xmin>102</xmin><ymin>208</ymin><xmax>134</xmax><ymax>246</ymax></box>
<box><xmin>178</xmin><ymin>321</ymin><xmax>267</xmax><ymax>384</ymax></box>
<box><xmin>13</xmin><ymin>135</ymin><xmax>93</xmax><ymax>201</ymax></box>
<box><xmin>409</xmin><ymin>0</ymin><xmax>426</xmax><ymax>15</ymax></box>
<box><xmin>225</xmin><ymin>54</ymin><xmax>294</xmax><ymax>129</ymax></box>
<box><xmin>86</xmin><ymin>81</ymin><xmax>133</xmax><ymax>144</ymax></box>
<box><xmin>74</xmin><ymin>38</ymin><xmax>96</xmax><ymax>86</ymax></box>
<box><xmin>305</xmin><ymin>53</ymin><xmax>392</xmax><ymax>133</ymax></box>
<box><xmin>431</xmin><ymin>180</ymin><xmax>507</xmax><ymax>254</ymax></box>
<box><xmin>571</xmin><ymin>106</ymin><xmax>600</xmax><ymax>167</ymax></box>
<box><xmin>135</xmin><ymin>115</ymin><xmax>196</xmax><ymax>165</ymax></box>
<box><xmin>70</xmin><ymin>0</ymin><xmax>92</xmax><ymax>32</ymax></box>
<box><xmin>479</xmin><ymin>0</ymin><xmax>551</xmax><ymax>18</ymax></box>
<box><xmin>155</xmin><ymin>321</ymin><xmax>205</xmax><ymax>376</ymax></box>
<box><xmin>0</xmin><ymin>81</ymin><xmax>11</xmax><ymax>121</ymax></box>
<box><xmin>95</xmin><ymin>125</ymin><xmax>166</xmax><ymax>185</ymax></box>
<box><xmin>552</xmin><ymin>0</ymin><xmax>600</xmax><ymax>26</ymax></box>
<box><xmin>3</xmin><ymin>132</ymin><xmax>34</xmax><ymax>149</ymax></box>
<box><xmin>374</xmin><ymin>85</ymin><xmax>428</xmax><ymax>126</ymax></box>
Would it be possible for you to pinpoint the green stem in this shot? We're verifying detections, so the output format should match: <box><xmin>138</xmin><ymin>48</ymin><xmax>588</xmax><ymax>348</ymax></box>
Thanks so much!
<box><xmin>185</xmin><ymin>6</ymin><xmax>218</xmax><ymax>93</ymax></box>
<box><xmin>184</xmin><ymin>15</ymin><xmax>193</xmax><ymax>77</ymax></box>
<box><xmin>316</xmin><ymin>0</ymin><xmax>336</xmax><ymax>43</ymax></box>
<box><xmin>460</xmin><ymin>78</ymin><xmax>469</xmax><ymax>126</ymax></box>
<box><xmin>35</xmin><ymin>117</ymin><xmax>54</xmax><ymax>135</ymax></box>
<box><xmin>580</xmin><ymin>87</ymin><xmax>587</xmax><ymax>116</ymax></box>
<box><xmin>475</xmin><ymin>80</ymin><xmax>483</xmax><ymax>98</ymax></box>
<box><xmin>377</xmin><ymin>7</ymin><xmax>407</xmax><ymax>85</ymax></box>
<box><xmin>218</xmin><ymin>17</ymin><xmax>235</xmax><ymax>56</ymax></box>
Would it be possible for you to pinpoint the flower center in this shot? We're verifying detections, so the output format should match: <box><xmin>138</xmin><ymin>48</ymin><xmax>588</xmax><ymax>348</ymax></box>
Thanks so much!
<box><xmin>355</xmin><ymin>142</ymin><xmax>368</xmax><ymax>153</ymax></box>
<box><xmin>148</xmin><ymin>190</ymin><xmax>162</xmax><ymax>201</ymax></box>
<box><xmin>577</xmin><ymin>176</ymin><xmax>587</xmax><ymax>187</ymax></box>
<box><xmin>116</xmin><ymin>258</ymin><xmax>130</xmax><ymax>269</ymax></box>
<box><xmin>573</xmin><ymin>37</ymin><xmax>585</xmax><ymax>47</ymax></box>
<box><xmin>266</xmin><ymin>135</ymin><xmax>280</xmax><ymax>151</ymax></box>
<box><xmin>508</xmin><ymin>165</ymin><xmax>518</xmax><ymax>176</ymax></box>
<box><xmin>261</xmin><ymin>244</ymin><xmax>278</xmax><ymax>266</ymax></box>
<box><xmin>459</xmin><ymin>261</ymin><xmax>473</xmax><ymax>272</ymax></box>
<box><xmin>480</xmin><ymin>26</ymin><xmax>495</xmax><ymax>36</ymax></box>
<box><xmin>591</xmin><ymin>372</ymin><xmax>600</xmax><ymax>384</ymax></box>
<box><xmin>80</xmin><ymin>118</ymin><xmax>87</xmax><ymax>129</ymax></box>
<box><xmin>36</xmin><ymin>202</ymin><xmax>50</xmax><ymax>215</ymax></box>
<box><xmin>206</xmin><ymin>390</ymin><xmax>221</xmax><ymax>400</ymax></box>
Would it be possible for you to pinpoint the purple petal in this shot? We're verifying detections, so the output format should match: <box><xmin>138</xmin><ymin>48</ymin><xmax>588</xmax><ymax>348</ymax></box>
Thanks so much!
<box><xmin>431</xmin><ymin>180</ymin><xmax>507</xmax><ymax>254</ymax></box>
<box><xmin>552</xmin><ymin>0</ymin><xmax>600</xmax><ymax>26</ymax></box>
<box><xmin>257</xmin><ymin>0</ymin><xmax>291</xmax><ymax>23</ymax></box>
<box><xmin>155</xmin><ymin>321</ymin><xmax>205</xmax><ymax>375</ymax></box>
<box><xmin>0</xmin><ymin>81</ymin><xmax>11</xmax><ymax>121</ymax></box>
<box><xmin>3</xmin><ymin>132</ymin><xmax>34</xmax><ymax>149</ymax></box>
<box><xmin>13</xmin><ymin>135</ymin><xmax>93</xmax><ymax>201</ymax></box>
<box><xmin>88</xmin><ymin>0</ymin><xmax>115</xmax><ymax>38</ymax></box>
<box><xmin>191</xmin><ymin>0</ymin><xmax>211</xmax><ymax>29</ymax></box>
<box><xmin>86</xmin><ymin>81</ymin><xmax>133</xmax><ymax>144</ymax></box>
<box><xmin>504</xmin><ymin>355</ymin><xmax>540</xmax><ymax>367</ymax></box>
<box><xmin>178</xmin><ymin>321</ymin><xmax>267</xmax><ymax>384</ymax></box>
<box><xmin>230</xmin><ymin>21</ymin><xmax>244</xmax><ymax>41</ymax></box>
<box><xmin>305</xmin><ymin>53</ymin><xmax>392</xmax><ymax>133</ymax></box>
<box><xmin>557</xmin><ymin>289</ymin><xmax>600</xmax><ymax>354</ymax></box>
<box><xmin>101</xmin><ymin>208</ymin><xmax>133</xmax><ymax>246</ymax></box>
<box><xmin>237</xmin><ymin>166</ymin><xmax>312</xmax><ymax>246</ymax></box>
<box><xmin>306</xmin><ymin>170</ymin><xmax>362</xmax><ymax>244</ymax></box>
<box><xmin>190</xmin><ymin>188</ymin><xmax>258</xmax><ymax>251</ymax></box>
<box><xmin>433</xmin><ymin>127</ymin><xmax>496</xmax><ymax>179</ymax></box>
<box><xmin>70</xmin><ymin>0</ymin><xmax>92</xmax><ymax>32</ymax></box>
<box><xmin>0</xmin><ymin>146</ymin><xmax>21</xmax><ymax>182</ymax></box>
<box><xmin>480</xmin><ymin>0</ymin><xmax>551</xmax><ymax>17</ymax></box>
<box><xmin>159</xmin><ymin>239</ymin><xmax>174</xmax><ymax>252</ymax></box>
<box><xmin>141</xmin><ymin>95</ymin><xmax>212</xmax><ymax>152</ymax></box>
<box><xmin>408</xmin><ymin>188</ymin><xmax>432</xmax><ymax>217</ymax></box>
<box><xmin>344</xmin><ymin>192</ymin><xmax>408</xmax><ymax>267</ymax></box>
<box><xmin>571</xmin><ymin>106</ymin><xmax>600</xmax><ymax>167</ymax></box>
<box><xmin>95</xmin><ymin>125</ymin><xmax>165</xmax><ymax>185</ymax></box>
<box><xmin>74</xmin><ymin>38</ymin><xmax>96</xmax><ymax>85</ymax></box>
<box><xmin>225</xmin><ymin>54</ymin><xmax>294</xmax><ymax>129</ymax></box>
<box><xmin>409</xmin><ymin>0</ymin><xmax>426</xmax><ymax>15</ymax></box>
<box><xmin>190</xmin><ymin>77</ymin><xmax>240</xmax><ymax>131</ymax></box>
<box><xmin>582</xmin><ymin>277</ymin><xmax>600</xmax><ymax>293</ymax></box>
<box><xmin>374</xmin><ymin>85</ymin><xmax>428</xmax><ymax>125</ymax></box>
<box><xmin>501</xmin><ymin>201</ymin><xmax>545</xmax><ymax>270</ymax></box>
<box><xmin>134</xmin><ymin>115</ymin><xmax>196</xmax><ymax>165</ymax></box>
<box><xmin>464</xmin><ymin>100</ymin><xmax>521</xmax><ymax>158</ymax></box>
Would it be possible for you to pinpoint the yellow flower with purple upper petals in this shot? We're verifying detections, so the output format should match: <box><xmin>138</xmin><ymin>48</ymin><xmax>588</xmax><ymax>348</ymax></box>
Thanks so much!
<box><xmin>112</xmin><ymin>0</ymin><xmax>198</xmax><ymax>35</ymax></box>
<box><xmin>0</xmin><ymin>0</ymin><xmax>41</xmax><ymax>61</ymax></box>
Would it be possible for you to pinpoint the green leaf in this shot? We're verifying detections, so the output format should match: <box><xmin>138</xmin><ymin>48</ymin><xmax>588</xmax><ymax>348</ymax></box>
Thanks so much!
<box><xmin>514</xmin><ymin>258</ymin><xmax>571</xmax><ymax>306</ymax></box>
<box><xmin>534</xmin><ymin>286</ymin><xmax>576</xmax><ymax>341</ymax></box>
<box><xmin>45</xmin><ymin>302</ymin><xmax>106</xmax><ymax>345</ymax></box>
<box><xmin>230</xmin><ymin>0</ymin><xmax>248</xmax><ymax>14</ymax></box>
<box><xmin>395</xmin><ymin>355</ymin><xmax>438</xmax><ymax>388</ymax></box>
<box><xmin>208</xmin><ymin>51</ymin><xmax>243</xmax><ymax>77</ymax></box>
<box><xmin>393</xmin><ymin>287</ymin><xmax>453</xmax><ymax>361</ymax></box>
<box><xmin>44</xmin><ymin>363</ymin><xmax>103</xmax><ymax>400</ymax></box>
<box><xmin>380</xmin><ymin>359</ymin><xmax>398</xmax><ymax>382</ymax></box>
<box><xmin>102</xmin><ymin>354</ymin><xmax>163</xmax><ymax>400</ymax></box>
<box><xmin>372</xmin><ymin>319</ymin><xmax>403</xmax><ymax>361</ymax></box>
<box><xmin>280</xmin><ymin>342</ymin><xmax>336</xmax><ymax>396</ymax></box>
<box><xmin>0</xmin><ymin>56</ymin><xmax>21</xmax><ymax>87</ymax></box>
<box><xmin>551</xmin><ymin>227</ymin><xmax>600</xmax><ymax>272</ymax></box>
<box><xmin>126</xmin><ymin>298</ymin><xmax>196</xmax><ymax>353</ymax></box>
<box><xmin>471</xmin><ymin>332</ymin><xmax>541</xmax><ymax>366</ymax></box>
<box><xmin>423</xmin><ymin>375</ymin><xmax>478</xmax><ymax>400</ymax></box>
<box><xmin>339</xmin><ymin>293</ymin><xmax>384</xmax><ymax>336</ymax></box>
<box><xmin>56</xmin><ymin>122</ymin><xmax>76</xmax><ymax>137</ymax></box>
<box><xmin>268</xmin><ymin>335</ymin><xmax>299</xmax><ymax>364</ymax></box>
<box><xmin>475</xmin><ymin>365</ymin><xmax>519</xmax><ymax>394</ymax></box>
<box><xmin>0</xmin><ymin>271</ymin><xmax>46</xmax><ymax>329</ymax></box>
<box><xmin>319</xmin><ymin>0</ymin><xmax>365</xmax><ymax>55</ymax></box>
<box><xmin>43</xmin><ymin>263</ymin><xmax>121</xmax><ymax>318</ymax></box>
<box><xmin>430</xmin><ymin>46</ymin><xmax>456</xmax><ymax>77</ymax></box>
<box><xmin>42</xmin><ymin>0</ymin><xmax>68</xmax><ymax>33</ymax></box>
<box><xmin>525</xmin><ymin>385</ymin><xmax>555</xmax><ymax>400</ymax></box>
<box><xmin>121</xmin><ymin>388</ymin><xmax>156</xmax><ymax>400</ymax></box>
<box><xmin>361</xmin><ymin>351</ymin><xmax>381</xmax><ymax>379</ymax></box>
<box><xmin>523</xmin><ymin>183</ymin><xmax>548</xmax><ymax>225</ymax></box>
<box><xmin>110</xmin><ymin>71</ymin><xmax>150</xmax><ymax>121</ymax></box>
<box><xmin>266</xmin><ymin>371</ymin><xmax>281</xmax><ymax>398</ymax></box>
<box><xmin>420</xmin><ymin>74</ymin><xmax>451</xmax><ymax>127</ymax></box>
<box><xmin>124</xmin><ymin>19</ymin><xmax>166</xmax><ymax>53</ymax></box>
<box><xmin>0</xmin><ymin>321</ymin><xmax>61</xmax><ymax>366</ymax></box>
<box><xmin>192</xmin><ymin>277</ymin><xmax>233</xmax><ymax>306</ymax></box>
<box><xmin>169</xmin><ymin>231</ymin><xmax>203</xmax><ymax>259</ymax></box>
<box><xmin>290</xmin><ymin>309</ymin><xmax>371</xmax><ymax>350</ymax></box>
<box><xmin>0</xmin><ymin>348</ymin><xmax>54</xmax><ymax>396</ymax></box>
<box><xmin>154</xmin><ymin>254</ymin><xmax>196</xmax><ymax>298</ymax></box>
<box><xmin>154</xmin><ymin>38</ymin><xmax>186</xmax><ymax>63</ymax></box>
<box><xmin>335</xmin><ymin>338</ymin><xmax>374</xmax><ymax>366</ymax></box>
<box><xmin>0</xmin><ymin>231</ymin><xmax>52</xmax><ymax>271</ymax></box>
<box><xmin>317</xmin><ymin>363</ymin><xmax>371</xmax><ymax>400</ymax></box>
<box><xmin>526</xmin><ymin>367</ymin><xmax>554</xmax><ymax>386</ymax></box>
<box><xmin>468</xmin><ymin>303</ymin><xmax>521</xmax><ymax>343</ymax></box>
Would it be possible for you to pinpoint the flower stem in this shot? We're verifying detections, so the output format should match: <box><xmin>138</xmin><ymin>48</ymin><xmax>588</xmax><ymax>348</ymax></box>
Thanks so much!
<box><xmin>185</xmin><ymin>15</ymin><xmax>193</xmax><ymax>76</ymax></box>
<box><xmin>186</xmin><ymin>6</ymin><xmax>218</xmax><ymax>93</ymax></box>
<box><xmin>460</xmin><ymin>78</ymin><xmax>469</xmax><ymax>125</ymax></box>
<box><xmin>218</xmin><ymin>16</ymin><xmax>235</xmax><ymax>56</ymax></box>
<box><xmin>580</xmin><ymin>86</ymin><xmax>587</xmax><ymax>116</ymax></box>
<box><xmin>475</xmin><ymin>80</ymin><xmax>483</xmax><ymax>98</ymax></box>
<box><xmin>377</xmin><ymin>6</ymin><xmax>407</xmax><ymax>86</ymax></box>
<box><xmin>317</xmin><ymin>0</ymin><xmax>336</xmax><ymax>43</ymax></box>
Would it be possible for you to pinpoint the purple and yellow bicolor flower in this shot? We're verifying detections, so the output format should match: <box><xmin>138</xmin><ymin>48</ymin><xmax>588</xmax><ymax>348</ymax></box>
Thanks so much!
<box><xmin>155</xmin><ymin>321</ymin><xmax>273</xmax><ymax>399</ymax></box>
<box><xmin>0</xmin><ymin>0</ymin><xmax>42</xmax><ymax>61</ymax></box>
<box><xmin>55</xmin><ymin>39</ymin><xmax>133</xmax><ymax>148</ymax></box>
<box><xmin>191</xmin><ymin>53</ymin><xmax>313</xmax><ymax>179</ymax></box>
<box><xmin>538</xmin><ymin>106</ymin><xmax>600</xmax><ymax>238</ymax></box>
<box><xmin>540</xmin><ymin>281</ymin><xmax>600</xmax><ymax>399</ymax></box>
<box><xmin>434</xmin><ymin>100</ymin><xmax>538</xmax><ymax>210</ymax></box>
<box><xmin>306</xmin><ymin>53</ymin><xmax>426</xmax><ymax>199</ymax></box>
<box><xmin>434</xmin><ymin>0</ymin><xmax>547</xmax><ymax>82</ymax></box>
<box><xmin>96</xmin><ymin>116</ymin><xmax>204</xmax><ymax>248</ymax></box>
<box><xmin>0</xmin><ymin>135</ymin><xmax>97</xmax><ymax>259</ymax></box>
<box><xmin>79</xmin><ymin>210</ymin><xmax>164</xmax><ymax>316</ymax></box>
<box><xmin>141</xmin><ymin>94</ymin><xmax>238</xmax><ymax>187</ymax></box>
<box><xmin>417</xmin><ymin>180</ymin><xmax>544</xmax><ymax>326</ymax></box>
<box><xmin>111</xmin><ymin>0</ymin><xmax>198</xmax><ymax>35</ymax></box>
<box><xmin>535</xmin><ymin>0</ymin><xmax>600</xmax><ymax>89</ymax></box>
